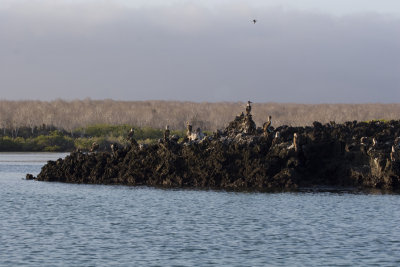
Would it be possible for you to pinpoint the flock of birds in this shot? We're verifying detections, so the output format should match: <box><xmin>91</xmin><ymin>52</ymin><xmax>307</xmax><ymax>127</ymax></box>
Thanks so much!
<box><xmin>88</xmin><ymin>99</ymin><xmax>400</xmax><ymax>165</ymax></box>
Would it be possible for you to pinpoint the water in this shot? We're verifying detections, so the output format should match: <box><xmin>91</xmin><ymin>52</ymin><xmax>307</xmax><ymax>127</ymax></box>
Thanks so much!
<box><xmin>1</xmin><ymin>153</ymin><xmax>400</xmax><ymax>266</ymax></box>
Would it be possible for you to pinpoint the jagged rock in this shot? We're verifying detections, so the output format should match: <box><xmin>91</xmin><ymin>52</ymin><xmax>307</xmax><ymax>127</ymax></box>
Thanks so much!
<box><xmin>32</xmin><ymin>108</ymin><xmax>400</xmax><ymax>192</ymax></box>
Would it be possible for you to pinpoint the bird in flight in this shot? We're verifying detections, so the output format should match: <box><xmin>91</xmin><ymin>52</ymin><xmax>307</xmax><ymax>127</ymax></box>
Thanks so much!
<box><xmin>253</xmin><ymin>19</ymin><xmax>257</xmax><ymax>24</ymax></box>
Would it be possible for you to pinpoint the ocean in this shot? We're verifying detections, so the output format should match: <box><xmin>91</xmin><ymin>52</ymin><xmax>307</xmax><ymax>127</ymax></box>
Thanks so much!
<box><xmin>1</xmin><ymin>152</ymin><xmax>400</xmax><ymax>266</ymax></box>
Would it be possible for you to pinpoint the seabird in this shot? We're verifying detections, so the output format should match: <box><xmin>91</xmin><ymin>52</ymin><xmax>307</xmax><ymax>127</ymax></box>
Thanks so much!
<box><xmin>293</xmin><ymin>133</ymin><xmax>298</xmax><ymax>152</ymax></box>
<box><xmin>90</xmin><ymin>142</ymin><xmax>99</xmax><ymax>152</ymax></box>
<box><xmin>246</xmin><ymin>101</ymin><xmax>252</xmax><ymax>115</ymax></box>
<box><xmin>128</xmin><ymin>128</ymin><xmax>135</xmax><ymax>139</ymax></box>
<box><xmin>195</xmin><ymin>128</ymin><xmax>205</xmax><ymax>140</ymax></box>
<box><xmin>360</xmin><ymin>137</ymin><xmax>368</xmax><ymax>146</ymax></box>
<box><xmin>372</xmin><ymin>137</ymin><xmax>377</xmax><ymax>147</ymax></box>
<box><xmin>390</xmin><ymin>145</ymin><xmax>396</xmax><ymax>162</ymax></box>
<box><xmin>263</xmin><ymin>115</ymin><xmax>272</xmax><ymax>134</ymax></box>
<box><xmin>189</xmin><ymin>127</ymin><xmax>205</xmax><ymax>141</ymax></box>
<box><xmin>186</xmin><ymin>122</ymin><xmax>193</xmax><ymax>139</ymax></box>
<box><xmin>164</xmin><ymin>125</ymin><xmax>170</xmax><ymax>141</ymax></box>
<box><xmin>111</xmin><ymin>143</ymin><xmax>118</xmax><ymax>157</ymax></box>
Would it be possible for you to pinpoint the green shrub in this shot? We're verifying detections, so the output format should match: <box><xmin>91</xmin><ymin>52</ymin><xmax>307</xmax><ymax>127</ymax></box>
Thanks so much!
<box><xmin>44</xmin><ymin>145</ymin><xmax>61</xmax><ymax>152</ymax></box>
<box><xmin>0</xmin><ymin>125</ymin><xmax>189</xmax><ymax>152</ymax></box>
<box><xmin>32</xmin><ymin>131</ymin><xmax>74</xmax><ymax>151</ymax></box>
<box><xmin>0</xmin><ymin>136</ymin><xmax>21</xmax><ymax>151</ymax></box>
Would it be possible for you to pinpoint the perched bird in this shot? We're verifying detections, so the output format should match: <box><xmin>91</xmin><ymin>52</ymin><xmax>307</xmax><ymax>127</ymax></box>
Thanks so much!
<box><xmin>271</xmin><ymin>131</ymin><xmax>281</xmax><ymax>145</ymax></box>
<box><xmin>246</xmin><ymin>101</ymin><xmax>252</xmax><ymax>115</ymax></box>
<box><xmin>186</xmin><ymin>122</ymin><xmax>193</xmax><ymax>139</ymax></box>
<box><xmin>372</xmin><ymin>137</ymin><xmax>378</xmax><ymax>147</ymax></box>
<box><xmin>195</xmin><ymin>128</ymin><xmax>205</xmax><ymax>141</ymax></box>
<box><xmin>263</xmin><ymin>115</ymin><xmax>272</xmax><ymax>134</ymax></box>
<box><xmin>111</xmin><ymin>143</ymin><xmax>118</xmax><ymax>157</ymax></box>
<box><xmin>390</xmin><ymin>145</ymin><xmax>396</xmax><ymax>162</ymax></box>
<box><xmin>164</xmin><ymin>125</ymin><xmax>170</xmax><ymax>141</ymax></box>
<box><xmin>189</xmin><ymin>127</ymin><xmax>205</xmax><ymax>141</ymax></box>
<box><xmin>90</xmin><ymin>142</ymin><xmax>99</xmax><ymax>152</ymax></box>
<box><xmin>360</xmin><ymin>137</ymin><xmax>368</xmax><ymax>146</ymax></box>
<box><xmin>253</xmin><ymin>19</ymin><xmax>257</xmax><ymax>24</ymax></box>
<box><xmin>293</xmin><ymin>133</ymin><xmax>299</xmax><ymax>152</ymax></box>
<box><xmin>126</xmin><ymin>127</ymin><xmax>139</xmax><ymax>147</ymax></box>
<box><xmin>128</xmin><ymin>128</ymin><xmax>135</xmax><ymax>139</ymax></box>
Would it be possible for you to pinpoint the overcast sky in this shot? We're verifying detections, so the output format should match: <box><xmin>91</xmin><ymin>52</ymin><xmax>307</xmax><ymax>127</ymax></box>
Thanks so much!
<box><xmin>1</xmin><ymin>0</ymin><xmax>399</xmax><ymax>103</ymax></box>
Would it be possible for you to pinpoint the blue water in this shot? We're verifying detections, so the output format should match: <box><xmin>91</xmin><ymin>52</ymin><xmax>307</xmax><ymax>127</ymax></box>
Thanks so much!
<box><xmin>1</xmin><ymin>153</ymin><xmax>400</xmax><ymax>266</ymax></box>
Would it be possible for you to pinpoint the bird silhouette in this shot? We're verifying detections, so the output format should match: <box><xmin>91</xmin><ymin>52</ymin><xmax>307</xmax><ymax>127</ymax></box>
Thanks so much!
<box><xmin>128</xmin><ymin>128</ymin><xmax>134</xmax><ymax>138</ymax></box>
<box><xmin>246</xmin><ymin>100</ymin><xmax>252</xmax><ymax>115</ymax></box>
<box><xmin>253</xmin><ymin>19</ymin><xmax>257</xmax><ymax>24</ymax></box>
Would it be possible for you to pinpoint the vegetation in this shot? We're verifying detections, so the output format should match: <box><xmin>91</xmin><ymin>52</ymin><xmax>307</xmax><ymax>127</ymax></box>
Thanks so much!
<box><xmin>0</xmin><ymin>124</ymin><xmax>187</xmax><ymax>152</ymax></box>
<box><xmin>1</xmin><ymin>99</ymin><xmax>400</xmax><ymax>132</ymax></box>
<box><xmin>0</xmin><ymin>131</ymin><xmax>74</xmax><ymax>152</ymax></box>
<box><xmin>0</xmin><ymin>99</ymin><xmax>399</xmax><ymax>151</ymax></box>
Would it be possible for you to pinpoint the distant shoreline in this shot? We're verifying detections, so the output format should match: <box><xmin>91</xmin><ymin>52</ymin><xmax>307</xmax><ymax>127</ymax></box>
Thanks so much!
<box><xmin>0</xmin><ymin>125</ymin><xmax>186</xmax><ymax>153</ymax></box>
<box><xmin>1</xmin><ymin>100</ymin><xmax>400</xmax><ymax>134</ymax></box>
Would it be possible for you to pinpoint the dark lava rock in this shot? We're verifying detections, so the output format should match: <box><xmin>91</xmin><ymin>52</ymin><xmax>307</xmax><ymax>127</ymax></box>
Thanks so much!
<box><xmin>32</xmin><ymin>110</ymin><xmax>400</xmax><ymax>192</ymax></box>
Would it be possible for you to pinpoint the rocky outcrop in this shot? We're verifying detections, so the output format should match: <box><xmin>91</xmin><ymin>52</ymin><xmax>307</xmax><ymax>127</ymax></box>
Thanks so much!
<box><xmin>31</xmin><ymin>109</ymin><xmax>400</xmax><ymax>192</ymax></box>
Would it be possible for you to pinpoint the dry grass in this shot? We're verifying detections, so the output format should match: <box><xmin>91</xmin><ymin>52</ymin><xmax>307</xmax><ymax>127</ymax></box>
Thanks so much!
<box><xmin>1</xmin><ymin>99</ymin><xmax>400</xmax><ymax>132</ymax></box>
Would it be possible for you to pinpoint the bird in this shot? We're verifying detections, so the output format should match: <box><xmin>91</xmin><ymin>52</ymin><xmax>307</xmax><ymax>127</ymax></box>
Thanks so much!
<box><xmin>360</xmin><ymin>137</ymin><xmax>368</xmax><ymax>146</ymax></box>
<box><xmin>253</xmin><ymin>19</ymin><xmax>257</xmax><ymax>24</ymax></box>
<box><xmin>293</xmin><ymin>133</ymin><xmax>299</xmax><ymax>152</ymax></box>
<box><xmin>111</xmin><ymin>143</ymin><xmax>118</xmax><ymax>156</ymax></box>
<box><xmin>90</xmin><ymin>142</ymin><xmax>99</xmax><ymax>152</ymax></box>
<box><xmin>372</xmin><ymin>137</ymin><xmax>377</xmax><ymax>147</ymax></box>
<box><xmin>390</xmin><ymin>145</ymin><xmax>396</xmax><ymax>162</ymax></box>
<box><xmin>246</xmin><ymin>101</ymin><xmax>252</xmax><ymax>115</ymax></box>
<box><xmin>186</xmin><ymin>122</ymin><xmax>193</xmax><ymax>139</ymax></box>
<box><xmin>164</xmin><ymin>125</ymin><xmax>170</xmax><ymax>141</ymax></box>
<box><xmin>127</xmin><ymin>128</ymin><xmax>135</xmax><ymax>139</ymax></box>
<box><xmin>263</xmin><ymin>115</ymin><xmax>272</xmax><ymax>134</ymax></box>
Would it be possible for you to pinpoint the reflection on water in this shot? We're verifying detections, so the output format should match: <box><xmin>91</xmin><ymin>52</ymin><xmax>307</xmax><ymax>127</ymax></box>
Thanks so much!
<box><xmin>1</xmin><ymin>153</ymin><xmax>400</xmax><ymax>266</ymax></box>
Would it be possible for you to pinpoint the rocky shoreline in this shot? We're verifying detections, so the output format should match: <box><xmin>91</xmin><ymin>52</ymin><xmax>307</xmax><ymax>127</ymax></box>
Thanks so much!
<box><xmin>29</xmin><ymin>104</ymin><xmax>400</xmax><ymax>192</ymax></box>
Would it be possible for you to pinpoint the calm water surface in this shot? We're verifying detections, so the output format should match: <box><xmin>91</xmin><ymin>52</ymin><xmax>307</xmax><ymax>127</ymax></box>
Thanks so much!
<box><xmin>1</xmin><ymin>152</ymin><xmax>400</xmax><ymax>266</ymax></box>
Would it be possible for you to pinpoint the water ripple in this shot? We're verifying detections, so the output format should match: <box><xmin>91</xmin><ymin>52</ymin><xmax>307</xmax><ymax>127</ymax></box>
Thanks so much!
<box><xmin>1</xmin><ymin>153</ymin><xmax>400</xmax><ymax>266</ymax></box>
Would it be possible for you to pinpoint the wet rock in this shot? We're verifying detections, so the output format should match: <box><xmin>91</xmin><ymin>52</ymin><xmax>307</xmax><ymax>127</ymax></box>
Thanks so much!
<box><xmin>26</xmin><ymin>173</ymin><xmax>35</xmax><ymax>180</ymax></box>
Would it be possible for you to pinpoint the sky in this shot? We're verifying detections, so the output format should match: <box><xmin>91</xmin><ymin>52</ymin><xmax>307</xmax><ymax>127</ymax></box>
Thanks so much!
<box><xmin>0</xmin><ymin>0</ymin><xmax>399</xmax><ymax>103</ymax></box>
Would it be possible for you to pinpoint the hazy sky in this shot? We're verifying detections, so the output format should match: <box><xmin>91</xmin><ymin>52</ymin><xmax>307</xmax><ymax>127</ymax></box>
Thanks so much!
<box><xmin>1</xmin><ymin>0</ymin><xmax>399</xmax><ymax>103</ymax></box>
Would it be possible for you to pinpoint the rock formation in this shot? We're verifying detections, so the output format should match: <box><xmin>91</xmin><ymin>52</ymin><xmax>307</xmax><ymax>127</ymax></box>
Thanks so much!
<box><xmin>30</xmin><ymin>106</ymin><xmax>400</xmax><ymax>192</ymax></box>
